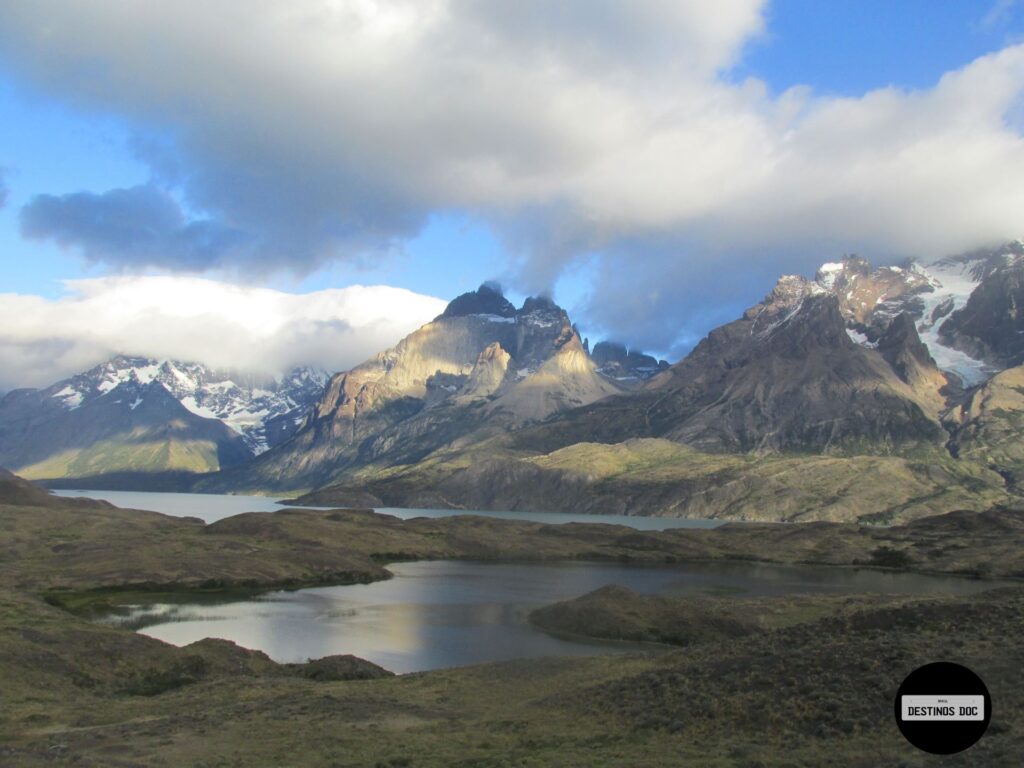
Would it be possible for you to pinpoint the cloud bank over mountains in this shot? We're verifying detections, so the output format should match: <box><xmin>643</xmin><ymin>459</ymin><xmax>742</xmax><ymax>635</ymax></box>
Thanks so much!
<box><xmin>0</xmin><ymin>277</ymin><xmax>446</xmax><ymax>390</ymax></box>
<box><xmin>2</xmin><ymin>1</ymin><xmax>1024</xmax><ymax>354</ymax></box>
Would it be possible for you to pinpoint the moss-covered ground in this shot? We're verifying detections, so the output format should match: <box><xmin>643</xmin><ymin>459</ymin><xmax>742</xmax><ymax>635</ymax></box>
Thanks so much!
<box><xmin>2</xmin><ymin>492</ymin><xmax>1023</xmax><ymax>766</ymax></box>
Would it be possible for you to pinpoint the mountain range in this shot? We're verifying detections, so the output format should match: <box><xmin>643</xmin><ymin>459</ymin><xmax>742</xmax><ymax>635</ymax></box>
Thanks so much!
<box><xmin>0</xmin><ymin>358</ymin><xmax>327</xmax><ymax>487</ymax></box>
<box><xmin>268</xmin><ymin>246</ymin><xmax>1024</xmax><ymax>523</ymax></box>
<box><xmin>5</xmin><ymin>243</ymin><xmax>1024</xmax><ymax>523</ymax></box>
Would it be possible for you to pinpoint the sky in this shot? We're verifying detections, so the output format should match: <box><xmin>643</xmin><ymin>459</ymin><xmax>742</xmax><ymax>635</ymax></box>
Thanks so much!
<box><xmin>2</xmin><ymin>0</ymin><xmax>1024</xmax><ymax>389</ymax></box>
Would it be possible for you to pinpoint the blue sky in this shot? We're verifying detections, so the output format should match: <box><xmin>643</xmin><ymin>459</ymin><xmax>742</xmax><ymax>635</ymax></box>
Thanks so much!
<box><xmin>0</xmin><ymin>75</ymin><xmax>144</xmax><ymax>296</ymax></box>
<box><xmin>2</xmin><ymin>0</ymin><xmax>1024</xmax><ymax>380</ymax></box>
<box><xmin>739</xmin><ymin>0</ymin><xmax>1024</xmax><ymax>95</ymax></box>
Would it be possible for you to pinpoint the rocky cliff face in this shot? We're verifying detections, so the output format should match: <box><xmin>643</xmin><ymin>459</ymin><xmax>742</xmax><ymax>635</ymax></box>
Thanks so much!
<box><xmin>216</xmin><ymin>285</ymin><xmax>621</xmax><ymax>490</ymax></box>
<box><xmin>454</xmin><ymin>269</ymin><xmax>955</xmax><ymax>464</ymax></box>
<box><xmin>590</xmin><ymin>341</ymin><xmax>669</xmax><ymax>385</ymax></box>
<box><xmin>733</xmin><ymin>248</ymin><xmax>1024</xmax><ymax>393</ymax></box>
<box><xmin>814</xmin><ymin>257</ymin><xmax>933</xmax><ymax>327</ymax></box>
<box><xmin>788</xmin><ymin>254</ymin><xmax>998</xmax><ymax>388</ymax></box>
<box><xmin>641</xmin><ymin>280</ymin><xmax>947</xmax><ymax>453</ymax></box>
<box><xmin>874</xmin><ymin>313</ymin><xmax>950</xmax><ymax>418</ymax></box>
<box><xmin>201</xmin><ymin>247</ymin><xmax>1024</xmax><ymax>522</ymax></box>
<box><xmin>947</xmin><ymin>364</ymin><xmax>1024</xmax><ymax>488</ymax></box>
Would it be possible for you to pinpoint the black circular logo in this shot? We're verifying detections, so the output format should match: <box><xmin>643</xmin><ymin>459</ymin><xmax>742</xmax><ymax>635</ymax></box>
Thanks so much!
<box><xmin>894</xmin><ymin>662</ymin><xmax>991</xmax><ymax>755</ymax></box>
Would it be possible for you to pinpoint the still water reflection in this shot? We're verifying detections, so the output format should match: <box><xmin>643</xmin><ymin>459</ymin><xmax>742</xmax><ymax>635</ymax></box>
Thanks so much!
<box><xmin>107</xmin><ymin>560</ymin><xmax>999</xmax><ymax>673</ymax></box>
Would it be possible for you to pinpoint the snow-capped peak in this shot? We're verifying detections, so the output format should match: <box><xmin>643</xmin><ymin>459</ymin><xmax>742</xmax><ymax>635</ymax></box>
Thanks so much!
<box><xmin>816</xmin><ymin>262</ymin><xmax>845</xmax><ymax>290</ymax></box>
<box><xmin>807</xmin><ymin>255</ymin><xmax>998</xmax><ymax>387</ymax></box>
<box><xmin>47</xmin><ymin>356</ymin><xmax>329</xmax><ymax>455</ymax></box>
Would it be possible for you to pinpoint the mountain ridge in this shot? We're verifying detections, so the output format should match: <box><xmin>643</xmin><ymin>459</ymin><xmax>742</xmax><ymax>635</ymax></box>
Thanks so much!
<box><xmin>0</xmin><ymin>356</ymin><xmax>327</xmax><ymax>483</ymax></box>
<box><xmin>205</xmin><ymin>286</ymin><xmax>625</xmax><ymax>492</ymax></box>
<box><xmin>5</xmin><ymin>244</ymin><xmax>1024</xmax><ymax>523</ymax></box>
<box><xmin>282</xmin><ymin>246</ymin><xmax>1024</xmax><ymax>522</ymax></box>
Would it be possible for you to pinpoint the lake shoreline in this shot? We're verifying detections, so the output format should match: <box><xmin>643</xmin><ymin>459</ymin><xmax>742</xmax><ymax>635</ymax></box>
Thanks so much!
<box><xmin>5</xmin><ymin>491</ymin><xmax>1024</xmax><ymax>764</ymax></box>
<box><xmin>77</xmin><ymin>557</ymin><xmax>1010</xmax><ymax>671</ymax></box>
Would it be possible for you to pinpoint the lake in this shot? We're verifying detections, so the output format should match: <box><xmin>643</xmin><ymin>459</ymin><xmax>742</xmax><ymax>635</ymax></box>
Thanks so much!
<box><xmin>102</xmin><ymin>559</ymin><xmax>1001</xmax><ymax>674</ymax></box>
<box><xmin>52</xmin><ymin>489</ymin><xmax>724</xmax><ymax>529</ymax></box>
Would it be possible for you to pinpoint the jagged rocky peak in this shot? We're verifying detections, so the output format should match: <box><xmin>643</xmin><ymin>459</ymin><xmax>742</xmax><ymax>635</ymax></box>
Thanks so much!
<box><xmin>439</xmin><ymin>281</ymin><xmax>517</xmax><ymax>319</ymax></box>
<box><xmin>461</xmin><ymin>342</ymin><xmax>512</xmax><ymax>400</ymax></box>
<box><xmin>815</xmin><ymin>255</ymin><xmax>870</xmax><ymax>287</ymax></box>
<box><xmin>519</xmin><ymin>295</ymin><xmax>558</xmax><ymax>314</ymax></box>
<box><xmin>644</xmin><ymin>266</ymin><xmax>951</xmax><ymax>454</ymax></box>
<box><xmin>776</xmin><ymin>246</ymin><xmax>1024</xmax><ymax>389</ymax></box>
<box><xmin>743</xmin><ymin>274</ymin><xmax>813</xmax><ymax>317</ymax></box>
<box><xmin>590</xmin><ymin>341</ymin><xmax>627</xmax><ymax>365</ymax></box>
<box><xmin>875</xmin><ymin>313</ymin><xmax>949</xmax><ymax>416</ymax></box>
<box><xmin>32</xmin><ymin>355</ymin><xmax>328</xmax><ymax>455</ymax></box>
<box><xmin>764</xmin><ymin>294</ymin><xmax>855</xmax><ymax>353</ymax></box>
<box><xmin>745</xmin><ymin>274</ymin><xmax>830</xmax><ymax>340</ymax></box>
<box><xmin>591</xmin><ymin>341</ymin><xmax>669</xmax><ymax>382</ymax></box>
<box><xmin>937</xmin><ymin>240</ymin><xmax>1024</xmax><ymax>281</ymax></box>
<box><xmin>743</xmin><ymin>256</ymin><xmax>923</xmax><ymax>330</ymax></box>
<box><xmin>877</xmin><ymin>314</ymin><xmax>937</xmax><ymax>374</ymax></box>
<box><xmin>755</xmin><ymin>252</ymin><xmax>1000</xmax><ymax>389</ymax></box>
<box><xmin>748</xmin><ymin>267</ymin><xmax>934</xmax><ymax>358</ymax></box>
<box><xmin>811</xmin><ymin>256</ymin><xmax>933</xmax><ymax>326</ymax></box>
<box><xmin>307</xmin><ymin>288</ymin><xmax>584</xmax><ymax>432</ymax></box>
<box><xmin>229</xmin><ymin>285</ymin><xmax>626</xmax><ymax>491</ymax></box>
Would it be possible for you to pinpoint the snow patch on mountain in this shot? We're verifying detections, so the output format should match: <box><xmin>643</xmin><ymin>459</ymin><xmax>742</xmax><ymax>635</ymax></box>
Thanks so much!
<box><xmin>911</xmin><ymin>261</ymin><xmax>996</xmax><ymax>387</ymax></box>
<box><xmin>476</xmin><ymin>314</ymin><xmax>517</xmax><ymax>324</ymax></box>
<box><xmin>810</xmin><ymin>256</ymin><xmax>996</xmax><ymax>387</ymax></box>
<box><xmin>51</xmin><ymin>385</ymin><xmax>83</xmax><ymax>409</ymax></box>
<box><xmin>845</xmin><ymin>329</ymin><xmax>877</xmax><ymax>348</ymax></box>
<box><xmin>50</xmin><ymin>356</ymin><xmax>329</xmax><ymax>455</ymax></box>
<box><xmin>817</xmin><ymin>262</ymin><xmax>845</xmax><ymax>290</ymax></box>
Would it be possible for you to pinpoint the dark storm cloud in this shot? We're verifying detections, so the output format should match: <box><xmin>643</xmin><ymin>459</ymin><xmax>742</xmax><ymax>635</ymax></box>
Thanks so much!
<box><xmin>572</xmin><ymin>240</ymin><xmax>823</xmax><ymax>358</ymax></box>
<box><xmin>19</xmin><ymin>185</ymin><xmax>251</xmax><ymax>269</ymax></box>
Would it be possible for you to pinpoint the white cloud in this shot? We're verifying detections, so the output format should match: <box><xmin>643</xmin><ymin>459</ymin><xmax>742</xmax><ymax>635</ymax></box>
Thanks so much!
<box><xmin>2</xmin><ymin>2</ymin><xmax>1024</xmax><ymax>352</ymax></box>
<box><xmin>981</xmin><ymin>0</ymin><xmax>1021</xmax><ymax>30</ymax></box>
<box><xmin>0</xmin><ymin>0</ymin><xmax>767</xmax><ymax>273</ymax></box>
<box><xmin>0</xmin><ymin>277</ymin><xmax>447</xmax><ymax>389</ymax></box>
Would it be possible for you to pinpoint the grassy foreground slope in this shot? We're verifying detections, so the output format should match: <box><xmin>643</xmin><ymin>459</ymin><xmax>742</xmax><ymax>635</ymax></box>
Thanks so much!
<box><xmin>4</xmin><ymin>585</ymin><xmax>1024</xmax><ymax>768</ymax></box>
<box><xmin>3</xmin><ymin>484</ymin><xmax>1024</xmax><ymax>766</ymax></box>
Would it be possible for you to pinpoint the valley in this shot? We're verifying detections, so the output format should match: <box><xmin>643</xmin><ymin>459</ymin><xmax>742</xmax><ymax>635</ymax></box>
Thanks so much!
<box><xmin>5</xmin><ymin>247</ymin><xmax>1024</xmax><ymax>766</ymax></box>
<box><xmin>2</xmin><ymin>472</ymin><xmax>1023</xmax><ymax>766</ymax></box>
